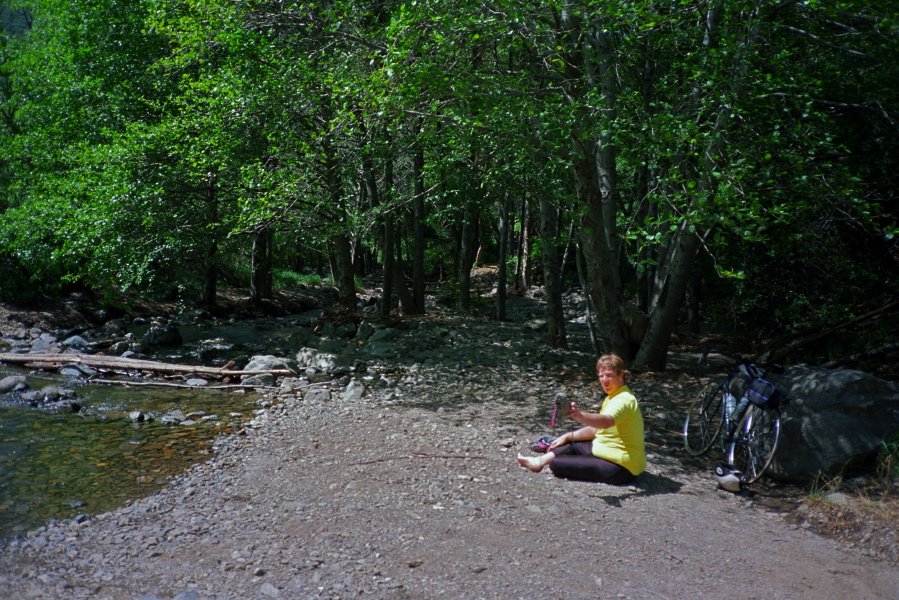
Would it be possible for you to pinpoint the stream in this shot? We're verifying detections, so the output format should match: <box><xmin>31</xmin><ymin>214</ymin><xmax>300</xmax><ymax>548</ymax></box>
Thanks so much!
<box><xmin>0</xmin><ymin>319</ymin><xmax>315</xmax><ymax>540</ymax></box>
<box><xmin>0</xmin><ymin>368</ymin><xmax>263</xmax><ymax>540</ymax></box>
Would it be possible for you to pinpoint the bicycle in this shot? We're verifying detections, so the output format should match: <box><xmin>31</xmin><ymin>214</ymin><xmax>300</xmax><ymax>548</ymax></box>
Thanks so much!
<box><xmin>682</xmin><ymin>349</ymin><xmax>789</xmax><ymax>484</ymax></box>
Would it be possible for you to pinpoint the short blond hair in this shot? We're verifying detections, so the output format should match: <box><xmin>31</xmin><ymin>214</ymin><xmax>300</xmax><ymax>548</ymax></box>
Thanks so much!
<box><xmin>596</xmin><ymin>354</ymin><xmax>627</xmax><ymax>380</ymax></box>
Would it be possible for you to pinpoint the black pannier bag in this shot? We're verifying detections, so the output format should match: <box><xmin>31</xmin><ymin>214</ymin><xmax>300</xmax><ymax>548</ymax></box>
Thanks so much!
<box><xmin>746</xmin><ymin>378</ymin><xmax>788</xmax><ymax>409</ymax></box>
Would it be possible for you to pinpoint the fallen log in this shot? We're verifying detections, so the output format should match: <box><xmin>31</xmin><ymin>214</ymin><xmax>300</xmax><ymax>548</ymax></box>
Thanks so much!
<box><xmin>89</xmin><ymin>378</ymin><xmax>283</xmax><ymax>390</ymax></box>
<box><xmin>0</xmin><ymin>352</ymin><xmax>294</xmax><ymax>378</ymax></box>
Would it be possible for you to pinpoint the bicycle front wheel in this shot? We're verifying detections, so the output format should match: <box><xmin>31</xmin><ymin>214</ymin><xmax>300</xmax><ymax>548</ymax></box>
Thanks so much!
<box><xmin>731</xmin><ymin>405</ymin><xmax>781</xmax><ymax>484</ymax></box>
<box><xmin>683</xmin><ymin>383</ymin><xmax>725</xmax><ymax>456</ymax></box>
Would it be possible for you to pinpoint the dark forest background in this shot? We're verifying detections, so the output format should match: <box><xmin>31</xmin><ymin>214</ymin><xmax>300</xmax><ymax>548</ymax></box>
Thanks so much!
<box><xmin>1</xmin><ymin>0</ymin><xmax>897</xmax><ymax>369</ymax></box>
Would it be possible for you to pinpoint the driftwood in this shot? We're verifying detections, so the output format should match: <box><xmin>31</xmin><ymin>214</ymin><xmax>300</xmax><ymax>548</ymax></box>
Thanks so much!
<box><xmin>0</xmin><ymin>352</ymin><xmax>293</xmax><ymax>379</ymax></box>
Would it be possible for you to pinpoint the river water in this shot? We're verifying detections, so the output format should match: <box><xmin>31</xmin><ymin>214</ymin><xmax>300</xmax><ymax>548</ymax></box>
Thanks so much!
<box><xmin>0</xmin><ymin>367</ymin><xmax>264</xmax><ymax>540</ymax></box>
<box><xmin>0</xmin><ymin>320</ymin><xmax>304</xmax><ymax>540</ymax></box>
<box><xmin>0</xmin><ymin>317</ymin><xmax>321</xmax><ymax>540</ymax></box>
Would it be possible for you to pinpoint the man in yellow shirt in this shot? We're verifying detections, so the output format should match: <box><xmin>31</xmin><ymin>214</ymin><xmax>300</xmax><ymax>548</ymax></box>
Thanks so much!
<box><xmin>517</xmin><ymin>354</ymin><xmax>645</xmax><ymax>484</ymax></box>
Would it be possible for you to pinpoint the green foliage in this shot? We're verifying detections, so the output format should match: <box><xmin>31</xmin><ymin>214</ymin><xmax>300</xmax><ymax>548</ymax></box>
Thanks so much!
<box><xmin>0</xmin><ymin>0</ymin><xmax>894</xmax><ymax>349</ymax></box>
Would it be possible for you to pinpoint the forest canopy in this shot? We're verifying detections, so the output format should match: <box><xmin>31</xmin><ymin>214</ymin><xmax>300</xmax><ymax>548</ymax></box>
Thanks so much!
<box><xmin>1</xmin><ymin>0</ymin><xmax>897</xmax><ymax>368</ymax></box>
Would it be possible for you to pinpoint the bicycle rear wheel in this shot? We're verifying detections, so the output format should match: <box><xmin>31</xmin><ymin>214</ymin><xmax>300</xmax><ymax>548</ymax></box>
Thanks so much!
<box><xmin>730</xmin><ymin>405</ymin><xmax>781</xmax><ymax>484</ymax></box>
<box><xmin>683</xmin><ymin>383</ymin><xmax>725</xmax><ymax>456</ymax></box>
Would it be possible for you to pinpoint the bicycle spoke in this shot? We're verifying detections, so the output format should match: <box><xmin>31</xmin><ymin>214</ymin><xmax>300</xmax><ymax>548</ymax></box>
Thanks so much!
<box><xmin>731</xmin><ymin>406</ymin><xmax>781</xmax><ymax>483</ymax></box>
<box><xmin>683</xmin><ymin>384</ymin><xmax>724</xmax><ymax>456</ymax></box>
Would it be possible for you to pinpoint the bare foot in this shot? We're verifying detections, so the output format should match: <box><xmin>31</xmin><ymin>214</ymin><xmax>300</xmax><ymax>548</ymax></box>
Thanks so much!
<box><xmin>517</xmin><ymin>453</ymin><xmax>545</xmax><ymax>472</ymax></box>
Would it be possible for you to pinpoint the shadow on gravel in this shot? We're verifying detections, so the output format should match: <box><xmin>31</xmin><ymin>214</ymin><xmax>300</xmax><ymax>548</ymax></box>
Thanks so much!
<box><xmin>585</xmin><ymin>472</ymin><xmax>684</xmax><ymax>507</ymax></box>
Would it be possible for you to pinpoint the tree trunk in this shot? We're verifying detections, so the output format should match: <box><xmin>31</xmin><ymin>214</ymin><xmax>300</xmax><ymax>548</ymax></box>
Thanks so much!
<box><xmin>496</xmin><ymin>189</ymin><xmax>510</xmax><ymax>321</ymax></box>
<box><xmin>576</xmin><ymin>242</ymin><xmax>602</xmax><ymax>355</ymax></box>
<box><xmin>411</xmin><ymin>128</ymin><xmax>426</xmax><ymax>314</ymax></box>
<box><xmin>250</xmin><ymin>228</ymin><xmax>272</xmax><ymax>304</ymax></box>
<box><xmin>574</xmin><ymin>149</ymin><xmax>631</xmax><ymax>361</ymax></box>
<box><xmin>380</xmin><ymin>142</ymin><xmax>396</xmax><ymax>319</ymax></box>
<box><xmin>390</xmin><ymin>235</ymin><xmax>417</xmax><ymax>314</ymax></box>
<box><xmin>459</xmin><ymin>200</ymin><xmax>476</xmax><ymax>311</ymax></box>
<box><xmin>634</xmin><ymin>224</ymin><xmax>701</xmax><ymax>369</ymax></box>
<box><xmin>324</xmin><ymin>141</ymin><xmax>356</xmax><ymax>312</ymax></box>
<box><xmin>200</xmin><ymin>183</ymin><xmax>217</xmax><ymax>307</ymax></box>
<box><xmin>518</xmin><ymin>199</ymin><xmax>531</xmax><ymax>290</ymax></box>
<box><xmin>380</xmin><ymin>212</ymin><xmax>394</xmax><ymax>319</ymax></box>
<box><xmin>330</xmin><ymin>234</ymin><xmax>356</xmax><ymax>312</ymax></box>
<box><xmin>539</xmin><ymin>192</ymin><xmax>568</xmax><ymax>349</ymax></box>
<box><xmin>686</xmin><ymin>273</ymin><xmax>701</xmax><ymax>334</ymax></box>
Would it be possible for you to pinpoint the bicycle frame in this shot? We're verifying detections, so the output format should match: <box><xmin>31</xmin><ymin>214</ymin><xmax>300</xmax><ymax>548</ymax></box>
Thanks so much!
<box><xmin>690</xmin><ymin>349</ymin><xmax>786</xmax><ymax>483</ymax></box>
<box><xmin>714</xmin><ymin>365</ymin><xmax>754</xmax><ymax>456</ymax></box>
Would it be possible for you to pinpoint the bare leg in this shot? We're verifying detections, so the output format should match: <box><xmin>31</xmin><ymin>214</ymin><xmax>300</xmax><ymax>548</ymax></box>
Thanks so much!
<box><xmin>517</xmin><ymin>452</ymin><xmax>555</xmax><ymax>472</ymax></box>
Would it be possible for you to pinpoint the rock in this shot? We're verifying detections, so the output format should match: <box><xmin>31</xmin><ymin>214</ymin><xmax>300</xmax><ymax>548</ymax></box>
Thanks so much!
<box><xmin>242</xmin><ymin>373</ymin><xmax>276</xmax><ymax>387</ymax></box>
<box><xmin>61</xmin><ymin>335</ymin><xmax>92</xmax><ymax>349</ymax></box>
<box><xmin>282</xmin><ymin>327</ymin><xmax>317</xmax><ymax>351</ymax></box>
<box><xmin>524</xmin><ymin>319</ymin><xmax>547</xmax><ymax>332</ymax></box>
<box><xmin>99</xmin><ymin>319</ymin><xmax>127</xmax><ymax>336</ymax></box>
<box><xmin>41</xmin><ymin>400</ymin><xmax>82</xmax><ymax>412</ymax></box>
<box><xmin>0</xmin><ymin>375</ymin><xmax>27</xmax><ymax>394</ymax></box>
<box><xmin>303</xmin><ymin>388</ymin><xmax>331</xmax><ymax>403</ymax></box>
<box><xmin>767</xmin><ymin>365</ymin><xmax>899</xmax><ymax>481</ymax></box>
<box><xmin>369</xmin><ymin>328</ymin><xmax>400</xmax><ymax>343</ymax></box>
<box><xmin>341</xmin><ymin>380</ymin><xmax>365</xmax><ymax>401</ymax></box>
<box><xmin>60</xmin><ymin>364</ymin><xmax>98</xmax><ymax>378</ymax></box>
<box><xmin>318</xmin><ymin>337</ymin><xmax>348</xmax><ymax>354</ymax></box>
<box><xmin>243</xmin><ymin>355</ymin><xmax>301</xmax><ymax>376</ymax></box>
<box><xmin>185</xmin><ymin>378</ymin><xmax>209</xmax><ymax>387</ymax></box>
<box><xmin>354</xmin><ymin>320</ymin><xmax>375</xmax><ymax>343</ymax></box>
<box><xmin>825</xmin><ymin>492</ymin><xmax>850</xmax><ymax>506</ymax></box>
<box><xmin>333</xmin><ymin>322</ymin><xmax>358</xmax><ymax>339</ymax></box>
<box><xmin>142</xmin><ymin>323</ymin><xmax>183</xmax><ymax>347</ymax></box>
<box><xmin>21</xmin><ymin>386</ymin><xmax>77</xmax><ymax>405</ymax></box>
<box><xmin>295</xmin><ymin>348</ymin><xmax>343</xmax><ymax>373</ymax></box>
<box><xmin>159</xmin><ymin>410</ymin><xmax>186</xmax><ymax>426</ymax></box>
<box><xmin>29</xmin><ymin>333</ymin><xmax>59</xmax><ymax>353</ymax></box>
<box><xmin>128</xmin><ymin>411</ymin><xmax>147</xmax><ymax>423</ymax></box>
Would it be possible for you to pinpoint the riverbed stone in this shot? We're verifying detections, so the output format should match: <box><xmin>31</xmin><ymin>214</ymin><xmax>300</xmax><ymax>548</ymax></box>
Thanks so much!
<box><xmin>60</xmin><ymin>364</ymin><xmax>97</xmax><ymax>378</ymax></box>
<box><xmin>29</xmin><ymin>333</ymin><xmax>59</xmax><ymax>353</ymax></box>
<box><xmin>341</xmin><ymin>379</ymin><xmax>365</xmax><ymax>401</ymax></box>
<box><xmin>0</xmin><ymin>375</ymin><xmax>27</xmax><ymax>394</ymax></box>
<box><xmin>243</xmin><ymin>355</ymin><xmax>301</xmax><ymax>376</ymax></box>
<box><xmin>241</xmin><ymin>373</ymin><xmax>275</xmax><ymax>387</ymax></box>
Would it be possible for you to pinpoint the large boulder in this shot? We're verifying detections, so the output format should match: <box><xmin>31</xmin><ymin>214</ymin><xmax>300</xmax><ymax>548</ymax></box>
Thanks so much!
<box><xmin>766</xmin><ymin>366</ymin><xmax>899</xmax><ymax>481</ymax></box>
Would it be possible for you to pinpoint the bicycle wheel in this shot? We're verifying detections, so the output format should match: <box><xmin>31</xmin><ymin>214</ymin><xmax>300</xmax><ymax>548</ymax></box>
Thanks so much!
<box><xmin>730</xmin><ymin>405</ymin><xmax>781</xmax><ymax>484</ymax></box>
<box><xmin>683</xmin><ymin>383</ymin><xmax>725</xmax><ymax>456</ymax></box>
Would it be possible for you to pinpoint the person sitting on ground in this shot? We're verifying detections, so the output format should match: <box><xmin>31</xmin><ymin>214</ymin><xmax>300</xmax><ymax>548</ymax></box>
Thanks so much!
<box><xmin>517</xmin><ymin>353</ymin><xmax>645</xmax><ymax>484</ymax></box>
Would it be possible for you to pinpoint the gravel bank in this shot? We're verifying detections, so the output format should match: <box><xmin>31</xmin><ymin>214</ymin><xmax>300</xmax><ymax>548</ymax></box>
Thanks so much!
<box><xmin>1</xmin><ymin>313</ymin><xmax>898</xmax><ymax>599</ymax></box>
